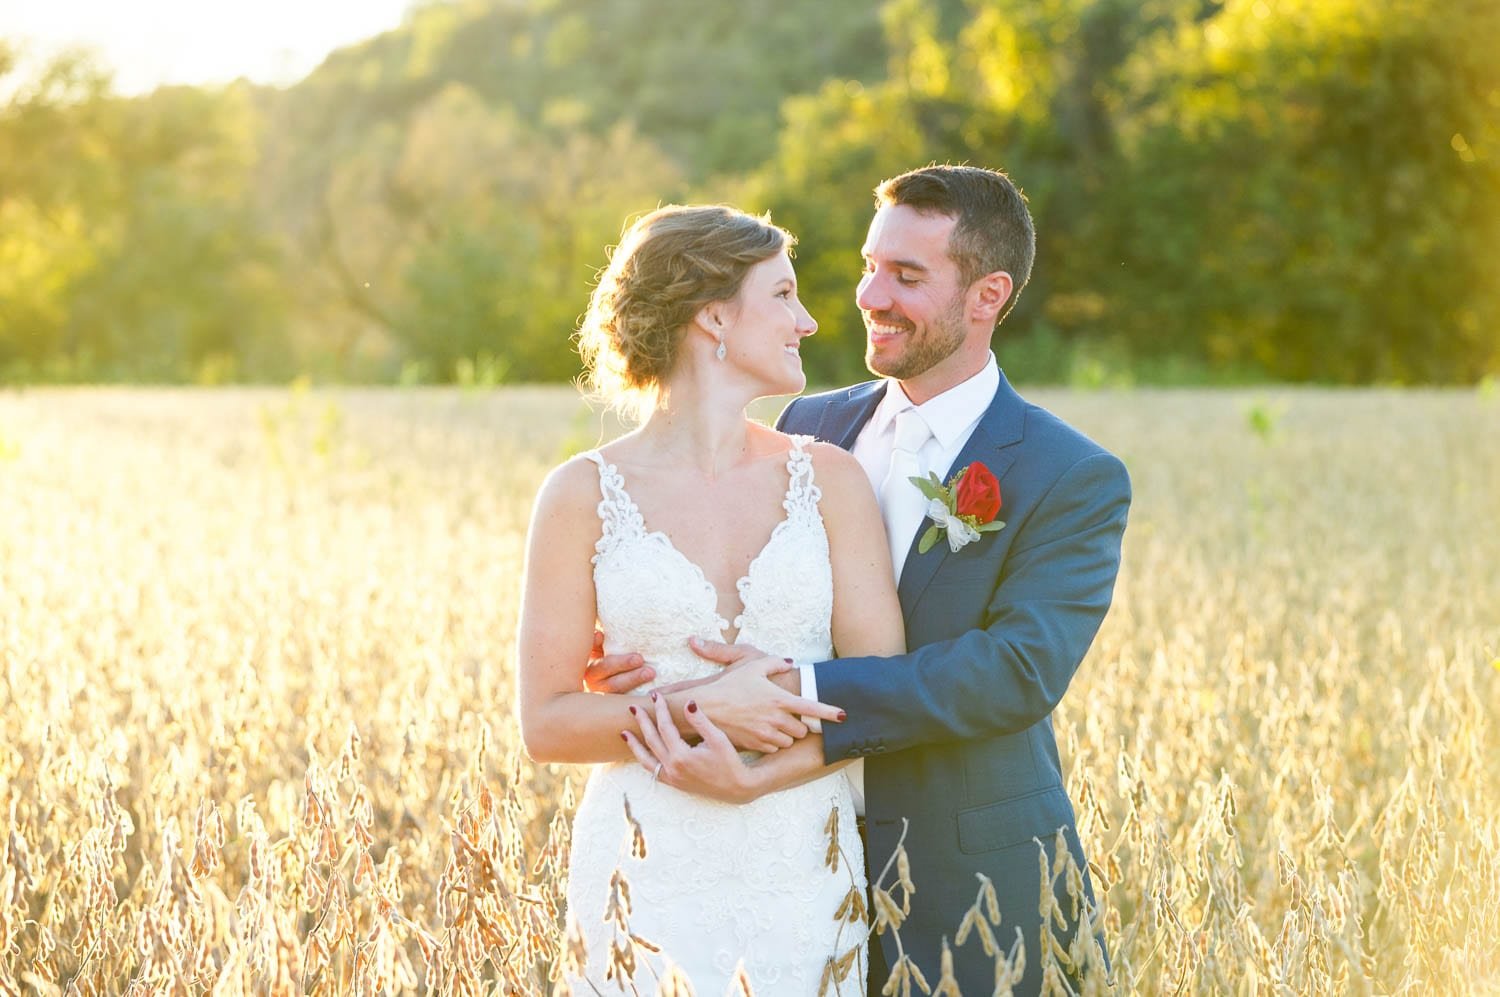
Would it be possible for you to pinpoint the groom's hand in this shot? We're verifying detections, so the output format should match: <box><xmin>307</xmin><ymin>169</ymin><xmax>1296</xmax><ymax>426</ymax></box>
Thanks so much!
<box><xmin>685</xmin><ymin>639</ymin><xmax>844</xmax><ymax>752</ymax></box>
<box><xmin>582</xmin><ymin>629</ymin><xmax>656</xmax><ymax>694</ymax></box>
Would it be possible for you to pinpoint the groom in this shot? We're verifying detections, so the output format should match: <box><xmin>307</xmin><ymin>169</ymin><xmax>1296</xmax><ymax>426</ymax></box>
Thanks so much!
<box><xmin>591</xmin><ymin>164</ymin><xmax>1129</xmax><ymax>994</ymax></box>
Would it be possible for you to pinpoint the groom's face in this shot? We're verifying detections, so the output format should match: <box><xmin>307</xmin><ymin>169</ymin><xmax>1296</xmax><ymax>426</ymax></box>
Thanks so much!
<box><xmin>857</xmin><ymin>204</ymin><xmax>970</xmax><ymax>388</ymax></box>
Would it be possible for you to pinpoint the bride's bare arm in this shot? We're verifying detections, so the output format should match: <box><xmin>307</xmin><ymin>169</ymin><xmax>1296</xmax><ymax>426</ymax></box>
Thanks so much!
<box><xmin>517</xmin><ymin>458</ymin><xmax>640</xmax><ymax>764</ymax></box>
<box><xmin>636</xmin><ymin>443</ymin><xmax>905</xmax><ymax>798</ymax></box>
<box><xmin>815</xmin><ymin>442</ymin><xmax>907</xmax><ymax>663</ymax></box>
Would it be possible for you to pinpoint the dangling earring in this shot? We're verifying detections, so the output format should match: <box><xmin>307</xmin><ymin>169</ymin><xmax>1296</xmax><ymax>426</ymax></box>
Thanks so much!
<box><xmin>715</xmin><ymin>339</ymin><xmax>727</xmax><ymax>362</ymax></box>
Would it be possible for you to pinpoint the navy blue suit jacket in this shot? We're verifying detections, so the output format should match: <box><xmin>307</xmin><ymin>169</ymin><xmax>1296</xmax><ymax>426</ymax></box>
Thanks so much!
<box><xmin>777</xmin><ymin>371</ymin><xmax>1129</xmax><ymax>994</ymax></box>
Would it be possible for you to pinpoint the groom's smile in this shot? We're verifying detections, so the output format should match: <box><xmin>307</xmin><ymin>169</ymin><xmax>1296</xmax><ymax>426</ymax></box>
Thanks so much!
<box><xmin>865</xmin><ymin>312</ymin><xmax>915</xmax><ymax>339</ymax></box>
<box><xmin>864</xmin><ymin>313</ymin><xmax>916</xmax><ymax>357</ymax></box>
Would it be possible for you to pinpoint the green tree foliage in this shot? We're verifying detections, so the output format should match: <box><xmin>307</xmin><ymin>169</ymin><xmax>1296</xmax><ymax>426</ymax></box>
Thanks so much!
<box><xmin>381</xmin><ymin>86</ymin><xmax>683</xmax><ymax>381</ymax></box>
<box><xmin>0</xmin><ymin>54</ymin><xmax>289</xmax><ymax>381</ymax></box>
<box><xmin>1098</xmin><ymin>0</ymin><xmax>1500</xmax><ymax>382</ymax></box>
<box><xmin>302</xmin><ymin>0</ymin><xmax>888</xmax><ymax>178</ymax></box>
<box><xmin>745</xmin><ymin>0</ymin><xmax>1162</xmax><ymax>382</ymax></box>
<box><xmin>0</xmin><ymin>52</ymin><xmax>114</xmax><ymax>375</ymax></box>
<box><xmin>244</xmin><ymin>0</ymin><xmax>883</xmax><ymax>380</ymax></box>
<box><xmin>752</xmin><ymin>0</ymin><xmax>1498</xmax><ymax>384</ymax></box>
<box><xmin>2</xmin><ymin>0</ymin><xmax>1496</xmax><ymax>384</ymax></box>
<box><xmin>272</xmin><ymin>81</ymin><xmax>682</xmax><ymax>381</ymax></box>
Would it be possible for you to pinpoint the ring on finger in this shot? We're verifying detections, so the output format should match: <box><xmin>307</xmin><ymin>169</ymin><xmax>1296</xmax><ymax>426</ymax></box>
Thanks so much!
<box><xmin>651</xmin><ymin>762</ymin><xmax>663</xmax><ymax>784</ymax></box>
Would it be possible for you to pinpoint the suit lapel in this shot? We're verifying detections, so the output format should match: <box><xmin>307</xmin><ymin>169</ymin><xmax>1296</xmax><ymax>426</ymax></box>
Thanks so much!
<box><xmin>896</xmin><ymin>371</ymin><xmax>1027</xmax><ymax>616</ymax></box>
<box><xmin>818</xmin><ymin>381</ymin><xmax>887</xmax><ymax>451</ymax></box>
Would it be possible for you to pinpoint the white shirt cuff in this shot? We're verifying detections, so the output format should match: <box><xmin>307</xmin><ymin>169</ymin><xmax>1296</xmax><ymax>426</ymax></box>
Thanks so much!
<box><xmin>798</xmin><ymin>664</ymin><xmax>822</xmax><ymax>733</ymax></box>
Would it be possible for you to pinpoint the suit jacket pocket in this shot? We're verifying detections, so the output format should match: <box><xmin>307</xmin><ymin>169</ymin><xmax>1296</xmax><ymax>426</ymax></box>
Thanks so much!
<box><xmin>956</xmin><ymin>786</ymin><xmax>1076</xmax><ymax>855</ymax></box>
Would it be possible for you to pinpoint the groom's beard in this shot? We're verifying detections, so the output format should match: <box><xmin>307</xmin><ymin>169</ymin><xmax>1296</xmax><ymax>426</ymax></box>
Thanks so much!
<box><xmin>864</xmin><ymin>294</ymin><xmax>967</xmax><ymax>381</ymax></box>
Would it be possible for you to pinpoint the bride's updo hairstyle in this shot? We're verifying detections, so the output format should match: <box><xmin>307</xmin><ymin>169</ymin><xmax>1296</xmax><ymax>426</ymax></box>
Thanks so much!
<box><xmin>578</xmin><ymin>204</ymin><xmax>793</xmax><ymax>419</ymax></box>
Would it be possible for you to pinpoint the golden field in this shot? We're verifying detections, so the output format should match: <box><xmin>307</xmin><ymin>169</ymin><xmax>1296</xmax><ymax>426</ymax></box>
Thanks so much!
<box><xmin>1</xmin><ymin>384</ymin><xmax>1497</xmax><ymax>994</ymax></box>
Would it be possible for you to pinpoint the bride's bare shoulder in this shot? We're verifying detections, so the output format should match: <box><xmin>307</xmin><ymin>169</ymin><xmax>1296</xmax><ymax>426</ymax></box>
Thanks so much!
<box><xmin>530</xmin><ymin>453</ymin><xmax>605</xmax><ymax>523</ymax></box>
<box><xmin>758</xmin><ymin>430</ymin><xmax>874</xmax><ymax>506</ymax></box>
<box><xmin>799</xmin><ymin>439</ymin><xmax>863</xmax><ymax>477</ymax></box>
<box><xmin>524</xmin><ymin>455</ymin><xmax>604</xmax><ymax>590</ymax></box>
<box><xmin>799</xmin><ymin>441</ymin><xmax>880</xmax><ymax>515</ymax></box>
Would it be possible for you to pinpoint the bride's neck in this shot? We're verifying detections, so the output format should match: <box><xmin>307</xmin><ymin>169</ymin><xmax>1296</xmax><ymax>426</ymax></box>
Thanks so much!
<box><xmin>636</xmin><ymin>380</ymin><xmax>753</xmax><ymax>477</ymax></box>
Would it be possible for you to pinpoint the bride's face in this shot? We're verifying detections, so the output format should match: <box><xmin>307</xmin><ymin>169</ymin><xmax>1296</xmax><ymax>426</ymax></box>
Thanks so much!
<box><xmin>721</xmin><ymin>252</ymin><xmax>818</xmax><ymax>396</ymax></box>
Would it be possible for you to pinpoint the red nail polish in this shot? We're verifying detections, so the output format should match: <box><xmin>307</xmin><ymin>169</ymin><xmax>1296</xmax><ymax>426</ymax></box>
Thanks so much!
<box><xmin>686</xmin><ymin>701</ymin><xmax>698</xmax><ymax>714</ymax></box>
<box><xmin>620</xmin><ymin>732</ymin><xmax>628</xmax><ymax>742</ymax></box>
<box><xmin>629</xmin><ymin>706</ymin><xmax>637</xmax><ymax>715</ymax></box>
<box><xmin>784</xmin><ymin>658</ymin><xmax>793</xmax><ymax>664</ymax></box>
<box><xmin>650</xmin><ymin>692</ymin><xmax>659</xmax><ymax>702</ymax></box>
<box><xmin>836</xmin><ymin>711</ymin><xmax>847</xmax><ymax>722</ymax></box>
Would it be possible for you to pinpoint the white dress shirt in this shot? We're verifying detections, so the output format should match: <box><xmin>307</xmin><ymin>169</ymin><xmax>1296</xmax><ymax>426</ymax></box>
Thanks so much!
<box><xmin>802</xmin><ymin>353</ymin><xmax>1001</xmax><ymax>812</ymax></box>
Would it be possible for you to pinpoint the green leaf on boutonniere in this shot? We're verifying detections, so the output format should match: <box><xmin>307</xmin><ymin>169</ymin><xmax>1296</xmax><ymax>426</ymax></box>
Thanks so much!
<box><xmin>908</xmin><ymin>475</ymin><xmax>948</xmax><ymax>503</ymax></box>
<box><xmin>976</xmin><ymin>520</ymin><xmax>1007</xmax><ymax>533</ymax></box>
<box><xmin>917</xmin><ymin>523</ymin><xmax>942</xmax><ymax>554</ymax></box>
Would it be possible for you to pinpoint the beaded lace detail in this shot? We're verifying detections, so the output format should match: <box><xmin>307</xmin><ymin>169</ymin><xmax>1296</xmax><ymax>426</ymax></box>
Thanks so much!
<box><xmin>584</xmin><ymin>436</ymin><xmax>832</xmax><ymax>672</ymax></box>
<box><xmin>565</xmin><ymin>436</ymin><xmax>866</xmax><ymax>993</ymax></box>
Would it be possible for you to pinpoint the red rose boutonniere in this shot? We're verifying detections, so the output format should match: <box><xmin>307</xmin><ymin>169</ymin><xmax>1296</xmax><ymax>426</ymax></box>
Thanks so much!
<box><xmin>911</xmin><ymin>461</ymin><xmax>1006</xmax><ymax>553</ymax></box>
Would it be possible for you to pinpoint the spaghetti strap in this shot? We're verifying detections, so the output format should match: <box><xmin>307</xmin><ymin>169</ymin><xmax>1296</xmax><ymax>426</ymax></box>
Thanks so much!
<box><xmin>782</xmin><ymin>435</ymin><xmax>823</xmax><ymax>521</ymax></box>
<box><xmin>579</xmin><ymin>451</ymin><xmax>645</xmax><ymax>560</ymax></box>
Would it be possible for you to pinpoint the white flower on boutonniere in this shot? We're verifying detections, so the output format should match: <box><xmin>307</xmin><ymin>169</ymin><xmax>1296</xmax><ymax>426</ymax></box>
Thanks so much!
<box><xmin>925</xmin><ymin>499</ymin><xmax>982</xmax><ymax>551</ymax></box>
<box><xmin>909</xmin><ymin>460</ymin><xmax>1005</xmax><ymax>554</ymax></box>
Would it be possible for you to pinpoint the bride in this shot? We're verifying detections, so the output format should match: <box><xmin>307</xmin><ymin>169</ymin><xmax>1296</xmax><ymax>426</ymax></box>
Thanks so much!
<box><xmin>517</xmin><ymin>204</ymin><xmax>904</xmax><ymax>992</ymax></box>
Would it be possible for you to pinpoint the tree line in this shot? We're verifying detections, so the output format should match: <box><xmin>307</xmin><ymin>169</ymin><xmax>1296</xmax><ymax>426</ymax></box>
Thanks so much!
<box><xmin>1</xmin><ymin>0</ymin><xmax>1496</xmax><ymax>386</ymax></box>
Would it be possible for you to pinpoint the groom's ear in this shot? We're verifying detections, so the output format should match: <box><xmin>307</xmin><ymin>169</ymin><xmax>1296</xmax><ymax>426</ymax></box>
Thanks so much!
<box><xmin>971</xmin><ymin>271</ymin><xmax>1014</xmax><ymax>325</ymax></box>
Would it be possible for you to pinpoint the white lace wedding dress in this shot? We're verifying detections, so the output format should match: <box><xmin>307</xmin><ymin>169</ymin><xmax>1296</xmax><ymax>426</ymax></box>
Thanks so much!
<box><xmin>566</xmin><ymin>439</ymin><xmax>867</xmax><ymax>995</ymax></box>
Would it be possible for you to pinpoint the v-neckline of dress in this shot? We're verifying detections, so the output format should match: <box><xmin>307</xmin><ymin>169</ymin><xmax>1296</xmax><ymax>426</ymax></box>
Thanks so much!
<box><xmin>598</xmin><ymin>448</ymin><xmax>801</xmax><ymax>646</ymax></box>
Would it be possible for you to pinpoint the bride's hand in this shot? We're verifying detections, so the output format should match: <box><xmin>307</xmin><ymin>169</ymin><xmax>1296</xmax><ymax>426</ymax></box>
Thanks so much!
<box><xmin>622</xmin><ymin>691</ymin><xmax>760</xmax><ymax>804</ymax></box>
<box><xmin>684</xmin><ymin>650</ymin><xmax>845</xmax><ymax>753</ymax></box>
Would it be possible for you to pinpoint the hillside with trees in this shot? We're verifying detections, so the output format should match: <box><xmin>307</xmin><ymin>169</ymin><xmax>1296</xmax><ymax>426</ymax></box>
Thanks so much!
<box><xmin>2</xmin><ymin>0</ymin><xmax>1496</xmax><ymax>385</ymax></box>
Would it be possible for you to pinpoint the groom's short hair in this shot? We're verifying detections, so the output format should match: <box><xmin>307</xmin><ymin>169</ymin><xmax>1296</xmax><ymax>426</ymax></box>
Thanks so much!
<box><xmin>876</xmin><ymin>165</ymin><xmax>1035</xmax><ymax>322</ymax></box>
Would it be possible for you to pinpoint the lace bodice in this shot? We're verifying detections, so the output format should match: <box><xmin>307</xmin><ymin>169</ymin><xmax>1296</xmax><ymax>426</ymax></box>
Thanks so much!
<box><xmin>583</xmin><ymin>437</ymin><xmax>834</xmax><ymax>686</ymax></box>
<box><xmin>565</xmin><ymin>437</ymin><xmax>866</xmax><ymax>993</ymax></box>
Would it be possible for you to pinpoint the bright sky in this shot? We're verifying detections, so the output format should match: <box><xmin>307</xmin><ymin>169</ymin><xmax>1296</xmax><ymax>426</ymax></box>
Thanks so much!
<box><xmin>1</xmin><ymin>0</ymin><xmax>415</xmax><ymax>94</ymax></box>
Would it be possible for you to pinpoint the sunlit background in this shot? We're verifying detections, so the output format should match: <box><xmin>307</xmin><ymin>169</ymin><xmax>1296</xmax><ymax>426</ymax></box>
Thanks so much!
<box><xmin>1</xmin><ymin>0</ymin><xmax>1496</xmax><ymax>386</ymax></box>
<box><xmin>1</xmin><ymin>1</ymin><xmax>411</xmax><ymax>93</ymax></box>
<box><xmin>2</xmin><ymin>3</ymin><xmax>1498</xmax><ymax>993</ymax></box>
